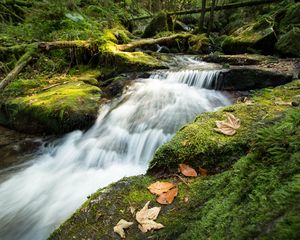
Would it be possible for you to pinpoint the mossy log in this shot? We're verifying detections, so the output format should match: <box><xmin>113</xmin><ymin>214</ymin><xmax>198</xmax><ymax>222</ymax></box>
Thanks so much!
<box><xmin>38</xmin><ymin>41</ymin><xmax>92</xmax><ymax>51</ymax></box>
<box><xmin>0</xmin><ymin>47</ymin><xmax>36</xmax><ymax>91</ymax></box>
<box><xmin>117</xmin><ymin>33</ymin><xmax>192</xmax><ymax>51</ymax></box>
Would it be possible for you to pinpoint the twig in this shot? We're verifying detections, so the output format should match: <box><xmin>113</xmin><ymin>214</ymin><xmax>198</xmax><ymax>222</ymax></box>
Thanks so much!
<box><xmin>174</xmin><ymin>174</ymin><xmax>190</xmax><ymax>188</ymax></box>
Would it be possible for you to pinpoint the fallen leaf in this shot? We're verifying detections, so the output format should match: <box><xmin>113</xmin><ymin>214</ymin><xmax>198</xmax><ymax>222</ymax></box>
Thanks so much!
<box><xmin>156</xmin><ymin>187</ymin><xmax>178</xmax><ymax>205</ymax></box>
<box><xmin>136</xmin><ymin>201</ymin><xmax>164</xmax><ymax>233</ymax></box>
<box><xmin>148</xmin><ymin>181</ymin><xmax>176</xmax><ymax>195</ymax></box>
<box><xmin>179</xmin><ymin>164</ymin><xmax>197</xmax><ymax>177</ymax></box>
<box><xmin>129</xmin><ymin>206</ymin><xmax>136</xmax><ymax>215</ymax></box>
<box><xmin>184</xmin><ymin>197</ymin><xmax>189</xmax><ymax>203</ymax></box>
<box><xmin>214</xmin><ymin>113</ymin><xmax>240</xmax><ymax>136</ymax></box>
<box><xmin>199</xmin><ymin>167</ymin><xmax>208</xmax><ymax>176</ymax></box>
<box><xmin>113</xmin><ymin>219</ymin><xmax>134</xmax><ymax>238</ymax></box>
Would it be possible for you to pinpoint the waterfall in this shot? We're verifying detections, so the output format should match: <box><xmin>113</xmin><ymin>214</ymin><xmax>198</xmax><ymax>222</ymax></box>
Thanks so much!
<box><xmin>0</xmin><ymin>57</ymin><xmax>231</xmax><ymax>240</ymax></box>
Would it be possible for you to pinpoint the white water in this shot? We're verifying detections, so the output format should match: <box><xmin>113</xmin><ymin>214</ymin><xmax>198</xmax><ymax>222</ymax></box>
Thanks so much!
<box><xmin>0</xmin><ymin>58</ymin><xmax>231</xmax><ymax>240</ymax></box>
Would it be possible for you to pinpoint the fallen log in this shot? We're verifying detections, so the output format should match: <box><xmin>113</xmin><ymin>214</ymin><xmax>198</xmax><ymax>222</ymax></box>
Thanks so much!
<box><xmin>0</xmin><ymin>47</ymin><xmax>36</xmax><ymax>91</ymax></box>
<box><xmin>130</xmin><ymin>0</ymin><xmax>281</xmax><ymax>21</ymax></box>
<box><xmin>117</xmin><ymin>33</ymin><xmax>192</xmax><ymax>51</ymax></box>
<box><xmin>38</xmin><ymin>40</ymin><xmax>92</xmax><ymax>51</ymax></box>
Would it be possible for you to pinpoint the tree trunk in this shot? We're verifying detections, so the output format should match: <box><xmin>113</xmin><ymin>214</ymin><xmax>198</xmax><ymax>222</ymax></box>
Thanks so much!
<box><xmin>199</xmin><ymin>0</ymin><xmax>207</xmax><ymax>32</ymax></box>
<box><xmin>117</xmin><ymin>33</ymin><xmax>192</xmax><ymax>51</ymax></box>
<box><xmin>207</xmin><ymin>0</ymin><xmax>216</xmax><ymax>35</ymax></box>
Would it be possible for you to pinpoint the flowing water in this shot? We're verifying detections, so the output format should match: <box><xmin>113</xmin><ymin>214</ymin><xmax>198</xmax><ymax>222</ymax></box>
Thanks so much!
<box><xmin>0</xmin><ymin>57</ymin><xmax>231</xmax><ymax>240</ymax></box>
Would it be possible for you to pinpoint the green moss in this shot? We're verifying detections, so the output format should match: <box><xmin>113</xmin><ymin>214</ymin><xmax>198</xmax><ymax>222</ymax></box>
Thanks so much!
<box><xmin>153</xmin><ymin>108</ymin><xmax>300</xmax><ymax>240</ymax></box>
<box><xmin>0</xmin><ymin>70</ymin><xmax>102</xmax><ymax>134</ymax></box>
<box><xmin>279</xmin><ymin>3</ymin><xmax>300</xmax><ymax>33</ymax></box>
<box><xmin>96</xmin><ymin>31</ymin><xmax>165</xmax><ymax>74</ymax></box>
<box><xmin>188</xmin><ymin>34</ymin><xmax>209</xmax><ymax>53</ymax></box>
<box><xmin>49</xmin><ymin>175</ymin><xmax>156</xmax><ymax>240</ymax></box>
<box><xmin>276</xmin><ymin>27</ymin><xmax>300</xmax><ymax>57</ymax></box>
<box><xmin>221</xmin><ymin>17</ymin><xmax>276</xmax><ymax>54</ymax></box>
<box><xmin>149</xmin><ymin>80</ymin><xmax>300</xmax><ymax>173</ymax></box>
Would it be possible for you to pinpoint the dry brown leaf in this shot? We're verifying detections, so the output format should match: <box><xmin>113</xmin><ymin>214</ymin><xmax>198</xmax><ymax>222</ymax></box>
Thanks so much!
<box><xmin>156</xmin><ymin>187</ymin><xmax>178</xmax><ymax>205</ymax></box>
<box><xmin>214</xmin><ymin>113</ymin><xmax>240</xmax><ymax>136</ymax></box>
<box><xmin>113</xmin><ymin>219</ymin><xmax>134</xmax><ymax>238</ymax></box>
<box><xmin>199</xmin><ymin>167</ymin><xmax>208</xmax><ymax>176</ymax></box>
<box><xmin>147</xmin><ymin>181</ymin><xmax>176</xmax><ymax>195</ymax></box>
<box><xmin>227</xmin><ymin>113</ymin><xmax>241</xmax><ymax>129</ymax></box>
<box><xmin>179</xmin><ymin>164</ymin><xmax>197</xmax><ymax>177</ymax></box>
<box><xmin>136</xmin><ymin>201</ymin><xmax>164</xmax><ymax>233</ymax></box>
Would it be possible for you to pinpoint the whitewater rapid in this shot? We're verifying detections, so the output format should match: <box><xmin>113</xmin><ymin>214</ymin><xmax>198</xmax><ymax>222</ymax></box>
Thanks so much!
<box><xmin>0</xmin><ymin>57</ymin><xmax>231</xmax><ymax>240</ymax></box>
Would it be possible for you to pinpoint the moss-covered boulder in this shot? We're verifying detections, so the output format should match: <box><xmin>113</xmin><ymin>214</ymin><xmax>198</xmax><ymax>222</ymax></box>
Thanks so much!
<box><xmin>143</xmin><ymin>12</ymin><xmax>173</xmax><ymax>38</ymax></box>
<box><xmin>149</xmin><ymin>80</ymin><xmax>300</xmax><ymax>173</ymax></box>
<box><xmin>276</xmin><ymin>27</ymin><xmax>300</xmax><ymax>57</ymax></box>
<box><xmin>0</xmin><ymin>70</ymin><xmax>102</xmax><ymax>134</ymax></box>
<box><xmin>49</xmin><ymin>80</ymin><xmax>300</xmax><ymax>240</ymax></box>
<box><xmin>222</xmin><ymin>17</ymin><xmax>276</xmax><ymax>54</ymax></box>
<box><xmin>96</xmin><ymin>29</ymin><xmax>166</xmax><ymax>76</ymax></box>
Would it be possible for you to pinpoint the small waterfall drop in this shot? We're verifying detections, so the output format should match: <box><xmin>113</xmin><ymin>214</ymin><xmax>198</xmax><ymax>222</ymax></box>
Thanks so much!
<box><xmin>0</xmin><ymin>57</ymin><xmax>231</xmax><ymax>240</ymax></box>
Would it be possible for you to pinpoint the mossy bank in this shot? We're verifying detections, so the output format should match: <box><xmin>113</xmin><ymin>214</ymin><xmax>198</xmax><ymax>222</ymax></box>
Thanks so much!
<box><xmin>49</xmin><ymin>80</ymin><xmax>300</xmax><ymax>239</ymax></box>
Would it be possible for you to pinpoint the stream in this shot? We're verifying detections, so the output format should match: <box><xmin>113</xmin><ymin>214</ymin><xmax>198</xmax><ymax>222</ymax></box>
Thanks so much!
<box><xmin>0</xmin><ymin>56</ymin><xmax>232</xmax><ymax>240</ymax></box>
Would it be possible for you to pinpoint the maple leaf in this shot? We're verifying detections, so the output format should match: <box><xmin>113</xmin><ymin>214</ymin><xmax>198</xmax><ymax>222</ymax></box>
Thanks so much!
<box><xmin>113</xmin><ymin>219</ymin><xmax>133</xmax><ymax>238</ymax></box>
<box><xmin>214</xmin><ymin>113</ymin><xmax>241</xmax><ymax>136</ymax></box>
<box><xmin>179</xmin><ymin>164</ymin><xmax>197</xmax><ymax>177</ymax></box>
<box><xmin>148</xmin><ymin>181</ymin><xmax>176</xmax><ymax>195</ymax></box>
<box><xmin>156</xmin><ymin>187</ymin><xmax>178</xmax><ymax>205</ymax></box>
<box><xmin>136</xmin><ymin>201</ymin><xmax>164</xmax><ymax>233</ymax></box>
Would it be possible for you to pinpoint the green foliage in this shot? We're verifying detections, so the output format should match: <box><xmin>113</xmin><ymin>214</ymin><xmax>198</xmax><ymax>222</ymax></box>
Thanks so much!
<box><xmin>279</xmin><ymin>3</ymin><xmax>300</xmax><ymax>33</ymax></box>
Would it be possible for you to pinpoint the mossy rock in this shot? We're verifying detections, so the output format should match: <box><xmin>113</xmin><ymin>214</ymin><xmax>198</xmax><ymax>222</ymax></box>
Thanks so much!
<box><xmin>97</xmin><ymin>31</ymin><xmax>166</xmax><ymax>75</ymax></box>
<box><xmin>143</xmin><ymin>12</ymin><xmax>173</xmax><ymax>38</ymax></box>
<box><xmin>153</xmin><ymin>108</ymin><xmax>300</xmax><ymax>240</ymax></box>
<box><xmin>221</xmin><ymin>17</ymin><xmax>276</xmax><ymax>54</ymax></box>
<box><xmin>49</xmin><ymin>81</ymin><xmax>300</xmax><ymax>240</ymax></box>
<box><xmin>149</xmin><ymin>80</ymin><xmax>300</xmax><ymax>173</ymax></box>
<box><xmin>188</xmin><ymin>34</ymin><xmax>210</xmax><ymax>54</ymax></box>
<box><xmin>201</xmin><ymin>54</ymin><xmax>272</xmax><ymax>65</ymax></box>
<box><xmin>276</xmin><ymin>27</ymin><xmax>300</xmax><ymax>57</ymax></box>
<box><xmin>0</xmin><ymin>71</ymin><xmax>102</xmax><ymax>134</ymax></box>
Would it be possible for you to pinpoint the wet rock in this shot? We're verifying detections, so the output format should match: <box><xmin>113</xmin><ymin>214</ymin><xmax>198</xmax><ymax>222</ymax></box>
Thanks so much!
<box><xmin>220</xmin><ymin>67</ymin><xmax>293</xmax><ymax>91</ymax></box>
<box><xmin>202</xmin><ymin>54</ymin><xmax>271</xmax><ymax>65</ymax></box>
